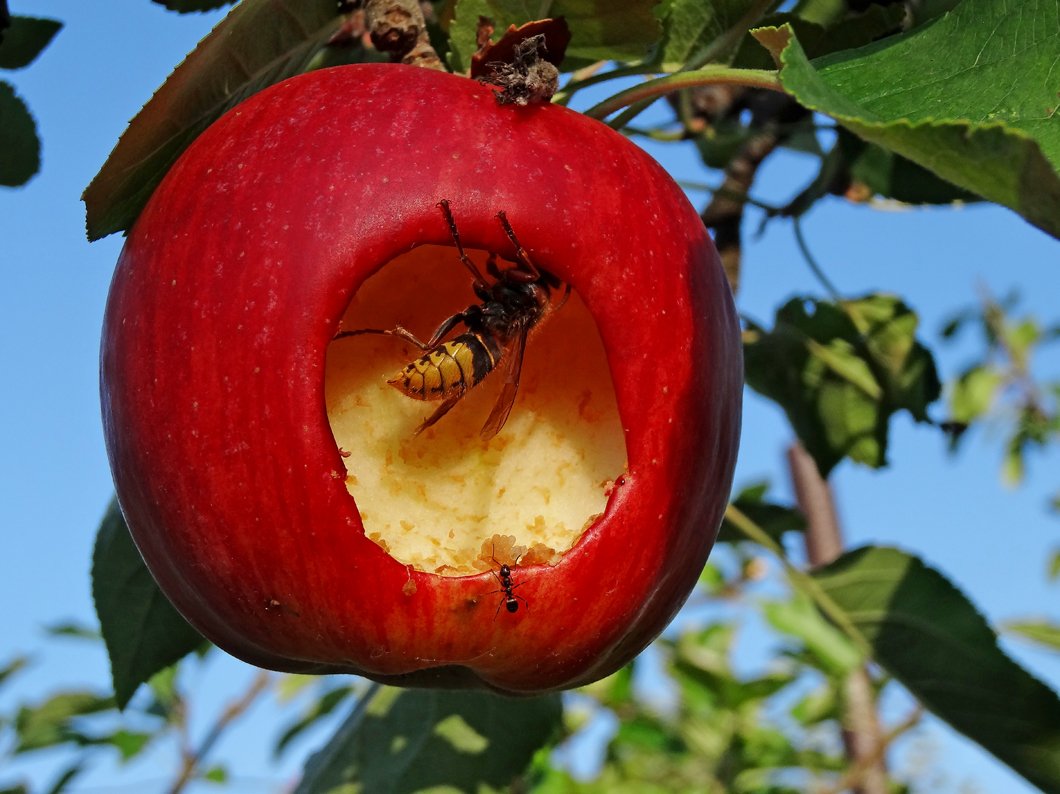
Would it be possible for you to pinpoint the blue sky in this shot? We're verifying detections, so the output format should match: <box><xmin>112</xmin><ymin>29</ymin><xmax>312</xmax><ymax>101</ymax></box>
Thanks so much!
<box><xmin>2</xmin><ymin>2</ymin><xmax>1059</xmax><ymax>791</ymax></box>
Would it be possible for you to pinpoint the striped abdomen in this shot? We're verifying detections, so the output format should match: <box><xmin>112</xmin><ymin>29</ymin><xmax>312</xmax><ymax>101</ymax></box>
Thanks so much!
<box><xmin>388</xmin><ymin>333</ymin><xmax>499</xmax><ymax>401</ymax></box>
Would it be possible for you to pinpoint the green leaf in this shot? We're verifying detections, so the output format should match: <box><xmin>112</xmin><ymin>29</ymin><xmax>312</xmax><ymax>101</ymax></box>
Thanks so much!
<box><xmin>908</xmin><ymin>0</ymin><xmax>964</xmax><ymax>25</ymax></box>
<box><xmin>789</xmin><ymin>684</ymin><xmax>838</xmax><ymax>726</ymax></box>
<box><xmin>845</xmin><ymin>294</ymin><xmax>941</xmax><ymax>421</ymax></box>
<box><xmin>1003</xmin><ymin>317</ymin><xmax>1042</xmax><ymax>359</ymax></box>
<box><xmin>843</xmin><ymin>131</ymin><xmax>981</xmax><ymax>206</ymax></box>
<box><xmin>654</xmin><ymin>0</ymin><xmax>762</xmax><ymax>69</ymax></box>
<box><xmin>44</xmin><ymin>621</ymin><xmax>101</xmax><ymax>641</ymax></box>
<box><xmin>14</xmin><ymin>692</ymin><xmax>115</xmax><ymax>752</ymax></box>
<box><xmin>754</xmin><ymin>3</ymin><xmax>1060</xmax><ymax>239</ymax></box>
<box><xmin>1004</xmin><ymin>620</ymin><xmax>1060</xmax><ymax>654</ymax></box>
<box><xmin>43</xmin><ymin>763</ymin><xmax>83</xmax><ymax>794</ymax></box>
<box><xmin>744</xmin><ymin>294</ymin><xmax>940</xmax><ymax>476</ymax></box>
<box><xmin>581</xmin><ymin>664</ymin><xmax>635</xmax><ymax>710</ymax></box>
<box><xmin>151</xmin><ymin>0</ymin><xmax>237</xmax><ymax>12</ymax></box>
<box><xmin>202</xmin><ymin>766</ymin><xmax>229</xmax><ymax>783</ymax></box>
<box><xmin>0</xmin><ymin>656</ymin><xmax>29</xmax><ymax>690</ymax></box>
<box><xmin>83</xmin><ymin>0</ymin><xmax>353</xmax><ymax>241</ymax></box>
<box><xmin>296</xmin><ymin>686</ymin><xmax>562</xmax><ymax>794</ymax></box>
<box><xmin>812</xmin><ymin>546</ymin><xmax>1060</xmax><ymax>792</ymax></box>
<box><xmin>0</xmin><ymin>81</ymin><xmax>39</xmax><ymax>187</ymax></box>
<box><xmin>143</xmin><ymin>663</ymin><xmax>183</xmax><ymax>720</ymax></box>
<box><xmin>733</xmin><ymin>7</ymin><xmax>906</xmax><ymax>70</ymax></box>
<box><xmin>447</xmin><ymin>0</ymin><xmax>662</xmax><ymax>73</ymax></box>
<box><xmin>91</xmin><ymin>499</ymin><xmax>205</xmax><ymax>709</ymax></box>
<box><xmin>0</xmin><ymin>16</ymin><xmax>62</xmax><ymax>69</ymax></box>
<box><xmin>763</xmin><ymin>592</ymin><xmax>863</xmax><ymax>676</ymax></box>
<box><xmin>717</xmin><ymin>482</ymin><xmax>805</xmax><ymax>544</ymax></box>
<box><xmin>275</xmin><ymin>685</ymin><xmax>356</xmax><ymax>758</ymax></box>
<box><xmin>103</xmin><ymin>729</ymin><xmax>154</xmax><ymax>762</ymax></box>
<box><xmin>948</xmin><ymin>365</ymin><xmax>1002</xmax><ymax>424</ymax></box>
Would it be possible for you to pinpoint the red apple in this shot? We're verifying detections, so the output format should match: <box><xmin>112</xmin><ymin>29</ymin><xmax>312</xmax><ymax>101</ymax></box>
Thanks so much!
<box><xmin>100</xmin><ymin>63</ymin><xmax>741</xmax><ymax>693</ymax></box>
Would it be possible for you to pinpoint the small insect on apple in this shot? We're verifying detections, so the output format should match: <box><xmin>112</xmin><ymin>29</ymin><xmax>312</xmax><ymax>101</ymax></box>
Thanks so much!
<box><xmin>485</xmin><ymin>542</ymin><xmax>529</xmax><ymax>617</ymax></box>
<box><xmin>333</xmin><ymin>200</ymin><xmax>568</xmax><ymax>439</ymax></box>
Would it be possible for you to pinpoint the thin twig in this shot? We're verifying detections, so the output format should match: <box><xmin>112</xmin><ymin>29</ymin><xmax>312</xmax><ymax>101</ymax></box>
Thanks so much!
<box><xmin>167</xmin><ymin>671</ymin><xmax>273</xmax><ymax>794</ymax></box>
<box><xmin>723</xmin><ymin>503</ymin><xmax>870</xmax><ymax>656</ymax></box>
<box><xmin>700</xmin><ymin>127</ymin><xmax>783</xmax><ymax>294</ymax></box>
<box><xmin>554</xmin><ymin>62</ymin><xmax>654</xmax><ymax>104</ymax></box>
<box><xmin>793</xmin><ymin>216</ymin><xmax>842</xmax><ymax>300</ymax></box>
<box><xmin>364</xmin><ymin>0</ymin><xmax>444</xmax><ymax>70</ymax></box>
<box><xmin>788</xmin><ymin>442</ymin><xmax>888</xmax><ymax>794</ymax></box>
<box><xmin>584</xmin><ymin>67</ymin><xmax>784</xmax><ymax>123</ymax></box>
<box><xmin>820</xmin><ymin>706</ymin><xmax>925</xmax><ymax>794</ymax></box>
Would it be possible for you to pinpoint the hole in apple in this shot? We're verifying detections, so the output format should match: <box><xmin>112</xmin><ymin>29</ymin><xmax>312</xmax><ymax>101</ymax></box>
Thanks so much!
<box><xmin>325</xmin><ymin>244</ymin><xmax>627</xmax><ymax>576</ymax></box>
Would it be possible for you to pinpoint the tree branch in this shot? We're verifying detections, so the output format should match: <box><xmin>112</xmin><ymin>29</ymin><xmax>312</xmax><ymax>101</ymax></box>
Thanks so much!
<box><xmin>364</xmin><ymin>0</ymin><xmax>444</xmax><ymax>71</ymax></box>
<box><xmin>788</xmin><ymin>442</ymin><xmax>889</xmax><ymax>794</ymax></box>
<box><xmin>167</xmin><ymin>671</ymin><xmax>272</xmax><ymax>794</ymax></box>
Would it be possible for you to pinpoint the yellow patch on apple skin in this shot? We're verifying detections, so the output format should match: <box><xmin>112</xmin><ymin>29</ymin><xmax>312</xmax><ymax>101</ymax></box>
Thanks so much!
<box><xmin>325</xmin><ymin>245</ymin><xmax>627</xmax><ymax>576</ymax></box>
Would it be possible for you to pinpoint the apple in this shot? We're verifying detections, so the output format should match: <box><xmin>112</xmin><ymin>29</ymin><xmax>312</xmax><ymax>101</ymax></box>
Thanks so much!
<box><xmin>100</xmin><ymin>63</ymin><xmax>742</xmax><ymax>693</ymax></box>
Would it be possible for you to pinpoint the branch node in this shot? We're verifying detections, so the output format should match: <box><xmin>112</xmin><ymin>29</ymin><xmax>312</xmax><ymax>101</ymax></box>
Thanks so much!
<box><xmin>364</xmin><ymin>0</ymin><xmax>445</xmax><ymax>71</ymax></box>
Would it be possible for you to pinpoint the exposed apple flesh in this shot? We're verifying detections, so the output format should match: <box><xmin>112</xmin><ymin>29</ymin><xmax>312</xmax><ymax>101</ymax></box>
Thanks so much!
<box><xmin>100</xmin><ymin>63</ymin><xmax>742</xmax><ymax>692</ymax></box>
<box><xmin>325</xmin><ymin>243</ymin><xmax>626</xmax><ymax>574</ymax></box>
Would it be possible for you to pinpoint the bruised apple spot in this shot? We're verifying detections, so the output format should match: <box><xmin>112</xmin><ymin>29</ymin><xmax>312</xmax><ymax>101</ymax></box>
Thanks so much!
<box><xmin>325</xmin><ymin>244</ymin><xmax>626</xmax><ymax>575</ymax></box>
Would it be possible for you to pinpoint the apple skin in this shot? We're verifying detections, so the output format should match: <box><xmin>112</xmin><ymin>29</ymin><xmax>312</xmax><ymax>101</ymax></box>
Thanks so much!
<box><xmin>101</xmin><ymin>63</ymin><xmax>742</xmax><ymax>693</ymax></box>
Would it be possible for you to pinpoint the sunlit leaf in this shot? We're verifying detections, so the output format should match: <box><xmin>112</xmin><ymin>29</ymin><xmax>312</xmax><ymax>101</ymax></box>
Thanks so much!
<box><xmin>203</xmin><ymin>766</ymin><xmax>229</xmax><ymax>783</ymax></box>
<box><xmin>143</xmin><ymin>663</ymin><xmax>183</xmax><ymax>720</ymax></box>
<box><xmin>14</xmin><ymin>692</ymin><xmax>114</xmax><ymax>752</ymax></box>
<box><xmin>744</xmin><ymin>294</ymin><xmax>940</xmax><ymax>475</ymax></box>
<box><xmin>754</xmin><ymin>0</ymin><xmax>1060</xmax><ymax>239</ymax></box>
<box><xmin>789</xmin><ymin>684</ymin><xmax>838</xmax><ymax>726</ymax></box>
<box><xmin>44</xmin><ymin>622</ymin><xmax>101</xmax><ymax>641</ymax></box>
<box><xmin>812</xmin><ymin>545</ymin><xmax>1060</xmax><ymax>791</ymax></box>
<box><xmin>1004</xmin><ymin>620</ymin><xmax>1060</xmax><ymax>654</ymax></box>
<box><xmin>296</xmin><ymin>687</ymin><xmax>562</xmax><ymax>793</ymax></box>
<box><xmin>275</xmin><ymin>685</ymin><xmax>356</xmax><ymax>758</ymax></box>
<box><xmin>580</xmin><ymin>663</ymin><xmax>635</xmax><ymax>710</ymax></box>
<box><xmin>949</xmin><ymin>366</ymin><xmax>1002</xmax><ymax>424</ymax></box>
<box><xmin>0</xmin><ymin>656</ymin><xmax>29</xmax><ymax>690</ymax></box>
<box><xmin>763</xmin><ymin>592</ymin><xmax>863</xmax><ymax>676</ymax></box>
<box><xmin>718</xmin><ymin>481</ymin><xmax>805</xmax><ymax>544</ymax></box>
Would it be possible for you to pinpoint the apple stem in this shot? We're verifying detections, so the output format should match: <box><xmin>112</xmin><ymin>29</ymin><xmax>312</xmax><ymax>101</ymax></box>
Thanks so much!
<box><xmin>583</xmin><ymin>67</ymin><xmax>785</xmax><ymax>125</ymax></box>
<box><xmin>364</xmin><ymin>0</ymin><xmax>445</xmax><ymax>71</ymax></box>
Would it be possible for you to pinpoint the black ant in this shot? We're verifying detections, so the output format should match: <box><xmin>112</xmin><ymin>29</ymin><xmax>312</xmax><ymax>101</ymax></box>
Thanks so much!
<box><xmin>485</xmin><ymin>543</ymin><xmax>528</xmax><ymax>617</ymax></box>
